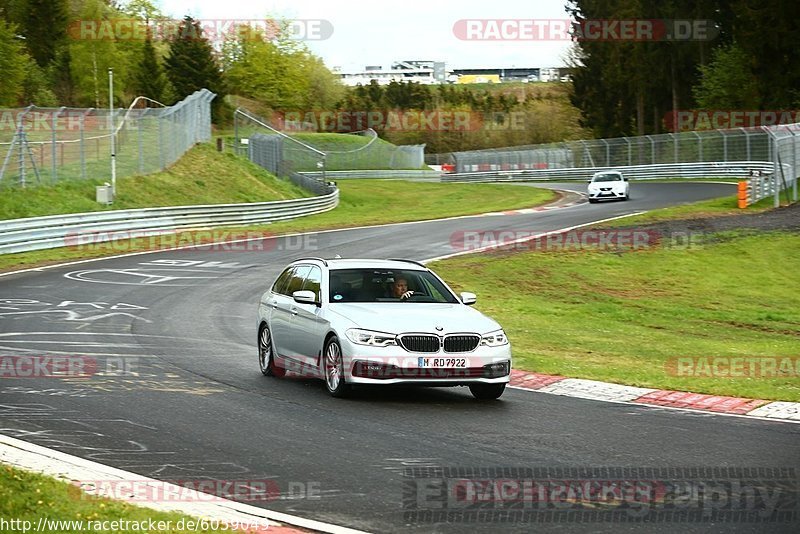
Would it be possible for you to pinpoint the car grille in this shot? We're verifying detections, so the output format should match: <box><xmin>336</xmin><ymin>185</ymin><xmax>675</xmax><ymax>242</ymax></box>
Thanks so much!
<box><xmin>398</xmin><ymin>335</ymin><xmax>440</xmax><ymax>353</ymax></box>
<box><xmin>443</xmin><ymin>335</ymin><xmax>481</xmax><ymax>353</ymax></box>
<box><xmin>398</xmin><ymin>334</ymin><xmax>481</xmax><ymax>353</ymax></box>
<box><xmin>600</xmin><ymin>187</ymin><xmax>612</xmax><ymax>191</ymax></box>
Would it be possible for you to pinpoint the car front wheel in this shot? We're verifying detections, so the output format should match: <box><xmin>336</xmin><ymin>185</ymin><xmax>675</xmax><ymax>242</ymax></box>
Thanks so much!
<box><xmin>323</xmin><ymin>336</ymin><xmax>350</xmax><ymax>398</ymax></box>
<box><xmin>469</xmin><ymin>383</ymin><xmax>506</xmax><ymax>400</ymax></box>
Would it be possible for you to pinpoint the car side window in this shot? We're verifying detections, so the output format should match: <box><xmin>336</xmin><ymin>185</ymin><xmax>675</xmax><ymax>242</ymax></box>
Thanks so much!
<box><xmin>301</xmin><ymin>266</ymin><xmax>322</xmax><ymax>301</ymax></box>
<box><xmin>286</xmin><ymin>265</ymin><xmax>312</xmax><ymax>296</ymax></box>
<box><xmin>272</xmin><ymin>268</ymin><xmax>294</xmax><ymax>295</ymax></box>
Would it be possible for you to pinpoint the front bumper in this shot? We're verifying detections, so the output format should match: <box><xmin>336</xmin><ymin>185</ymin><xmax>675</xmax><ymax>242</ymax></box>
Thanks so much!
<box><xmin>341</xmin><ymin>338</ymin><xmax>512</xmax><ymax>386</ymax></box>
<box><xmin>588</xmin><ymin>188</ymin><xmax>626</xmax><ymax>200</ymax></box>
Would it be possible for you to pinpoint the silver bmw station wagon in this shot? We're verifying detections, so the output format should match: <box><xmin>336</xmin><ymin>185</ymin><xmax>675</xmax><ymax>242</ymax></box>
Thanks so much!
<box><xmin>257</xmin><ymin>258</ymin><xmax>512</xmax><ymax>399</ymax></box>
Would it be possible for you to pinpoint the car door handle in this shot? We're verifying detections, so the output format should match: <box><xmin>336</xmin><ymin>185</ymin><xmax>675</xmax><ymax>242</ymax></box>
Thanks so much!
<box><xmin>291</xmin><ymin>308</ymin><xmax>298</xmax><ymax>316</ymax></box>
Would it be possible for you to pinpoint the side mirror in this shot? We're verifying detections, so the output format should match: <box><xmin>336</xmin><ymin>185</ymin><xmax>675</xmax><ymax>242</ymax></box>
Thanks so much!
<box><xmin>293</xmin><ymin>290</ymin><xmax>318</xmax><ymax>306</ymax></box>
<box><xmin>460</xmin><ymin>292</ymin><xmax>477</xmax><ymax>305</ymax></box>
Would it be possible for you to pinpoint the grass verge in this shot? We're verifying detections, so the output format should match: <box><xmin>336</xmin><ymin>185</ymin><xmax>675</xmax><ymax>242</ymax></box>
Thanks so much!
<box><xmin>601</xmin><ymin>194</ymin><xmax>777</xmax><ymax>227</ymax></box>
<box><xmin>0</xmin><ymin>180</ymin><xmax>556</xmax><ymax>271</ymax></box>
<box><xmin>0</xmin><ymin>464</ymin><xmax>248</xmax><ymax>533</ymax></box>
<box><xmin>431</xmin><ymin>230</ymin><xmax>800</xmax><ymax>401</ymax></box>
<box><xmin>0</xmin><ymin>144</ymin><xmax>310</xmax><ymax>220</ymax></box>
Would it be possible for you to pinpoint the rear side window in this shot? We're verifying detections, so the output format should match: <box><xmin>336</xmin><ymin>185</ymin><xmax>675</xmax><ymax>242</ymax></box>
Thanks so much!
<box><xmin>272</xmin><ymin>268</ymin><xmax>294</xmax><ymax>295</ymax></box>
<box><xmin>285</xmin><ymin>265</ymin><xmax>312</xmax><ymax>296</ymax></box>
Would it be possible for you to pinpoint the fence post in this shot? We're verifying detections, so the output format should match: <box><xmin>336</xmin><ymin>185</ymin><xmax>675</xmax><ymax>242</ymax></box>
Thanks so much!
<box><xmin>721</xmin><ymin>130</ymin><xmax>728</xmax><ymax>161</ymax></box>
<box><xmin>52</xmin><ymin>107</ymin><xmax>66</xmax><ymax>182</ymax></box>
<box><xmin>772</xmin><ymin>135</ymin><xmax>780</xmax><ymax>207</ymax></box>
<box><xmin>741</xmin><ymin>128</ymin><xmax>751</xmax><ymax>160</ymax></box>
<box><xmin>137</xmin><ymin>108</ymin><xmax>146</xmax><ymax>174</ymax></box>
<box><xmin>793</xmin><ymin>128</ymin><xmax>798</xmax><ymax>202</ymax></box>
<box><xmin>158</xmin><ymin>112</ymin><xmax>164</xmax><ymax>169</ymax></box>
<box><xmin>693</xmin><ymin>131</ymin><xmax>702</xmax><ymax>162</ymax></box>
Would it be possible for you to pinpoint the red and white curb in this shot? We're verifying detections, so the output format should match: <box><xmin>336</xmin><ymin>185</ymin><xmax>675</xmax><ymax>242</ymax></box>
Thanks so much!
<box><xmin>480</xmin><ymin>192</ymin><xmax>586</xmax><ymax>216</ymax></box>
<box><xmin>0</xmin><ymin>434</ymin><xmax>367</xmax><ymax>534</ymax></box>
<box><xmin>509</xmin><ymin>370</ymin><xmax>800</xmax><ymax>423</ymax></box>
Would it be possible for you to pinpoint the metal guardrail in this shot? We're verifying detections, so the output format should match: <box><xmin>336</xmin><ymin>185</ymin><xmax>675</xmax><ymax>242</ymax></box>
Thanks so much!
<box><xmin>300</xmin><ymin>169</ymin><xmax>442</xmax><ymax>180</ymax></box>
<box><xmin>742</xmin><ymin>174</ymin><xmax>778</xmax><ymax>206</ymax></box>
<box><xmin>441</xmin><ymin>161</ymin><xmax>775</xmax><ymax>182</ymax></box>
<box><xmin>0</xmin><ymin>190</ymin><xmax>338</xmax><ymax>254</ymax></box>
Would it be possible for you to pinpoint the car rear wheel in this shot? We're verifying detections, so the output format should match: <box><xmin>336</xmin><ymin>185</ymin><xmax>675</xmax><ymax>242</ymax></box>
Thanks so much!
<box><xmin>324</xmin><ymin>336</ymin><xmax>350</xmax><ymax>398</ymax></box>
<box><xmin>259</xmin><ymin>326</ymin><xmax>285</xmax><ymax>378</ymax></box>
<box><xmin>469</xmin><ymin>383</ymin><xmax>506</xmax><ymax>400</ymax></box>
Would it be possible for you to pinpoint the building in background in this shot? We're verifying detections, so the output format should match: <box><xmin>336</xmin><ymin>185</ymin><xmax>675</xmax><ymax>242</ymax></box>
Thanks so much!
<box><xmin>335</xmin><ymin>61</ymin><xmax>569</xmax><ymax>86</ymax></box>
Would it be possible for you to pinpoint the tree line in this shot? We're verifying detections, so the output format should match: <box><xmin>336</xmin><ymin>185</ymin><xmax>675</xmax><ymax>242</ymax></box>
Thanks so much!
<box><xmin>0</xmin><ymin>0</ymin><xmax>343</xmax><ymax>123</ymax></box>
<box><xmin>567</xmin><ymin>0</ymin><xmax>799</xmax><ymax>137</ymax></box>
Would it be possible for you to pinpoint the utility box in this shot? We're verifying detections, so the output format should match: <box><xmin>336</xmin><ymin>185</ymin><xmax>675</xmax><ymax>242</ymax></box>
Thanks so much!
<box><xmin>96</xmin><ymin>185</ymin><xmax>113</xmax><ymax>205</ymax></box>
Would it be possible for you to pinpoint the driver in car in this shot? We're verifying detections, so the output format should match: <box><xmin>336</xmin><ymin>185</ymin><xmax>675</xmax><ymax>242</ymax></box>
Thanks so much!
<box><xmin>390</xmin><ymin>277</ymin><xmax>415</xmax><ymax>300</ymax></box>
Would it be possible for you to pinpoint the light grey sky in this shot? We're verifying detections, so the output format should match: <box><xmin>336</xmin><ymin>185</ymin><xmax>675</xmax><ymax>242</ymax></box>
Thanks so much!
<box><xmin>157</xmin><ymin>0</ymin><xmax>574</xmax><ymax>70</ymax></box>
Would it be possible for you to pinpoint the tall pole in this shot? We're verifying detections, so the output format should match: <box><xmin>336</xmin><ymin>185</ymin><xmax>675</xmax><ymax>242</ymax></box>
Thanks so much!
<box><xmin>109</xmin><ymin>68</ymin><xmax>116</xmax><ymax>198</ymax></box>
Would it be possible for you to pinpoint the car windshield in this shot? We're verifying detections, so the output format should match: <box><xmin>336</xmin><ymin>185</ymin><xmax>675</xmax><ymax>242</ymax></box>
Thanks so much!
<box><xmin>593</xmin><ymin>174</ymin><xmax>622</xmax><ymax>182</ymax></box>
<box><xmin>328</xmin><ymin>268</ymin><xmax>459</xmax><ymax>303</ymax></box>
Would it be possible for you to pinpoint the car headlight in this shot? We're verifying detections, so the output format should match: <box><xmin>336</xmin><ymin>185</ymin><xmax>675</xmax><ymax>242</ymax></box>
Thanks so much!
<box><xmin>481</xmin><ymin>329</ymin><xmax>509</xmax><ymax>347</ymax></box>
<box><xmin>345</xmin><ymin>329</ymin><xmax>397</xmax><ymax>346</ymax></box>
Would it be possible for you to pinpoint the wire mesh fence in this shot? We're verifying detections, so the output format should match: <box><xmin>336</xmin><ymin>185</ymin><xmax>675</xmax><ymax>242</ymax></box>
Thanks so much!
<box><xmin>0</xmin><ymin>89</ymin><xmax>215</xmax><ymax>188</ymax></box>
<box><xmin>234</xmin><ymin>108</ymin><xmax>425</xmax><ymax>173</ymax></box>
<box><xmin>449</xmin><ymin>129</ymin><xmax>773</xmax><ymax>173</ymax></box>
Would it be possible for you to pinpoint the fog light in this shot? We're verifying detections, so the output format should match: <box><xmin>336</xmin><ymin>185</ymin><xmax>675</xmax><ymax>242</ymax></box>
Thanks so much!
<box><xmin>483</xmin><ymin>361</ymin><xmax>510</xmax><ymax>378</ymax></box>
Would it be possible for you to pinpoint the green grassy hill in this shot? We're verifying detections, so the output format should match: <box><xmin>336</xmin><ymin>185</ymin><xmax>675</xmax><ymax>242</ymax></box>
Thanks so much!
<box><xmin>0</xmin><ymin>143</ymin><xmax>310</xmax><ymax>220</ymax></box>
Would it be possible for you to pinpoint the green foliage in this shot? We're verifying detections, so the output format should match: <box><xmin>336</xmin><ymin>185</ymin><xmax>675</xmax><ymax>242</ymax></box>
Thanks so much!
<box><xmin>693</xmin><ymin>43</ymin><xmax>759</xmax><ymax>109</ymax></box>
<box><xmin>0</xmin><ymin>18</ymin><xmax>26</xmax><ymax>105</ymax></box>
<box><xmin>165</xmin><ymin>16</ymin><xmax>226</xmax><ymax>119</ymax></box>
<box><xmin>66</xmin><ymin>0</ymin><xmax>136</xmax><ymax>107</ymax></box>
<box><xmin>336</xmin><ymin>81</ymin><xmax>588</xmax><ymax>153</ymax></box>
<box><xmin>568</xmin><ymin>0</ymin><xmax>800</xmax><ymax>136</ymax></box>
<box><xmin>24</xmin><ymin>0</ymin><xmax>68</xmax><ymax>67</ymax></box>
<box><xmin>132</xmin><ymin>36</ymin><xmax>168</xmax><ymax>102</ymax></box>
<box><xmin>222</xmin><ymin>23</ymin><xmax>342</xmax><ymax>111</ymax></box>
<box><xmin>21</xmin><ymin>57</ymin><xmax>57</xmax><ymax>105</ymax></box>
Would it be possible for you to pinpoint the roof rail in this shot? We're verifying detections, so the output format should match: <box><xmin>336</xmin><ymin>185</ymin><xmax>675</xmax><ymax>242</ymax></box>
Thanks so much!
<box><xmin>387</xmin><ymin>258</ymin><xmax>427</xmax><ymax>268</ymax></box>
<box><xmin>294</xmin><ymin>257</ymin><xmax>329</xmax><ymax>267</ymax></box>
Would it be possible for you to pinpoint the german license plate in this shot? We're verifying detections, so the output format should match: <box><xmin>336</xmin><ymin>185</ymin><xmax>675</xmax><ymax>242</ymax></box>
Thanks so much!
<box><xmin>418</xmin><ymin>357</ymin><xmax>468</xmax><ymax>368</ymax></box>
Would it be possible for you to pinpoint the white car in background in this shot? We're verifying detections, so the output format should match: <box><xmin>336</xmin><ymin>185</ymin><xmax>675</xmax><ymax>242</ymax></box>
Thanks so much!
<box><xmin>587</xmin><ymin>171</ymin><xmax>630</xmax><ymax>202</ymax></box>
<box><xmin>257</xmin><ymin>258</ymin><xmax>511</xmax><ymax>400</ymax></box>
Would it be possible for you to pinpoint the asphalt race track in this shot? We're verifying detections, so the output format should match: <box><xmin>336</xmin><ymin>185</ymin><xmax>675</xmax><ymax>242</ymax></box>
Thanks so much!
<box><xmin>1</xmin><ymin>182</ymin><xmax>798</xmax><ymax>533</ymax></box>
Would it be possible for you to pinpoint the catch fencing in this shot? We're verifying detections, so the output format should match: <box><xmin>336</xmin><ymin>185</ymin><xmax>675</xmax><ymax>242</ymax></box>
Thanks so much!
<box><xmin>443</xmin><ymin>125</ymin><xmax>800</xmax><ymax>207</ymax></box>
<box><xmin>0</xmin><ymin>89</ymin><xmax>215</xmax><ymax>188</ymax></box>
<box><xmin>234</xmin><ymin>108</ymin><xmax>425</xmax><ymax>175</ymax></box>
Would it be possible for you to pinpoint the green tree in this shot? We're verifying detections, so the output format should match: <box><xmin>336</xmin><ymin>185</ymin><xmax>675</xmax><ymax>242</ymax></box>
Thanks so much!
<box><xmin>165</xmin><ymin>16</ymin><xmax>225</xmax><ymax>119</ymax></box>
<box><xmin>223</xmin><ymin>22</ymin><xmax>341</xmax><ymax>112</ymax></box>
<box><xmin>132</xmin><ymin>35</ymin><xmax>168</xmax><ymax>102</ymax></box>
<box><xmin>68</xmin><ymin>0</ymin><xmax>132</xmax><ymax>107</ymax></box>
<box><xmin>693</xmin><ymin>43</ymin><xmax>759</xmax><ymax>109</ymax></box>
<box><xmin>24</xmin><ymin>0</ymin><xmax>68</xmax><ymax>67</ymax></box>
<box><xmin>0</xmin><ymin>18</ymin><xmax>26</xmax><ymax>105</ymax></box>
